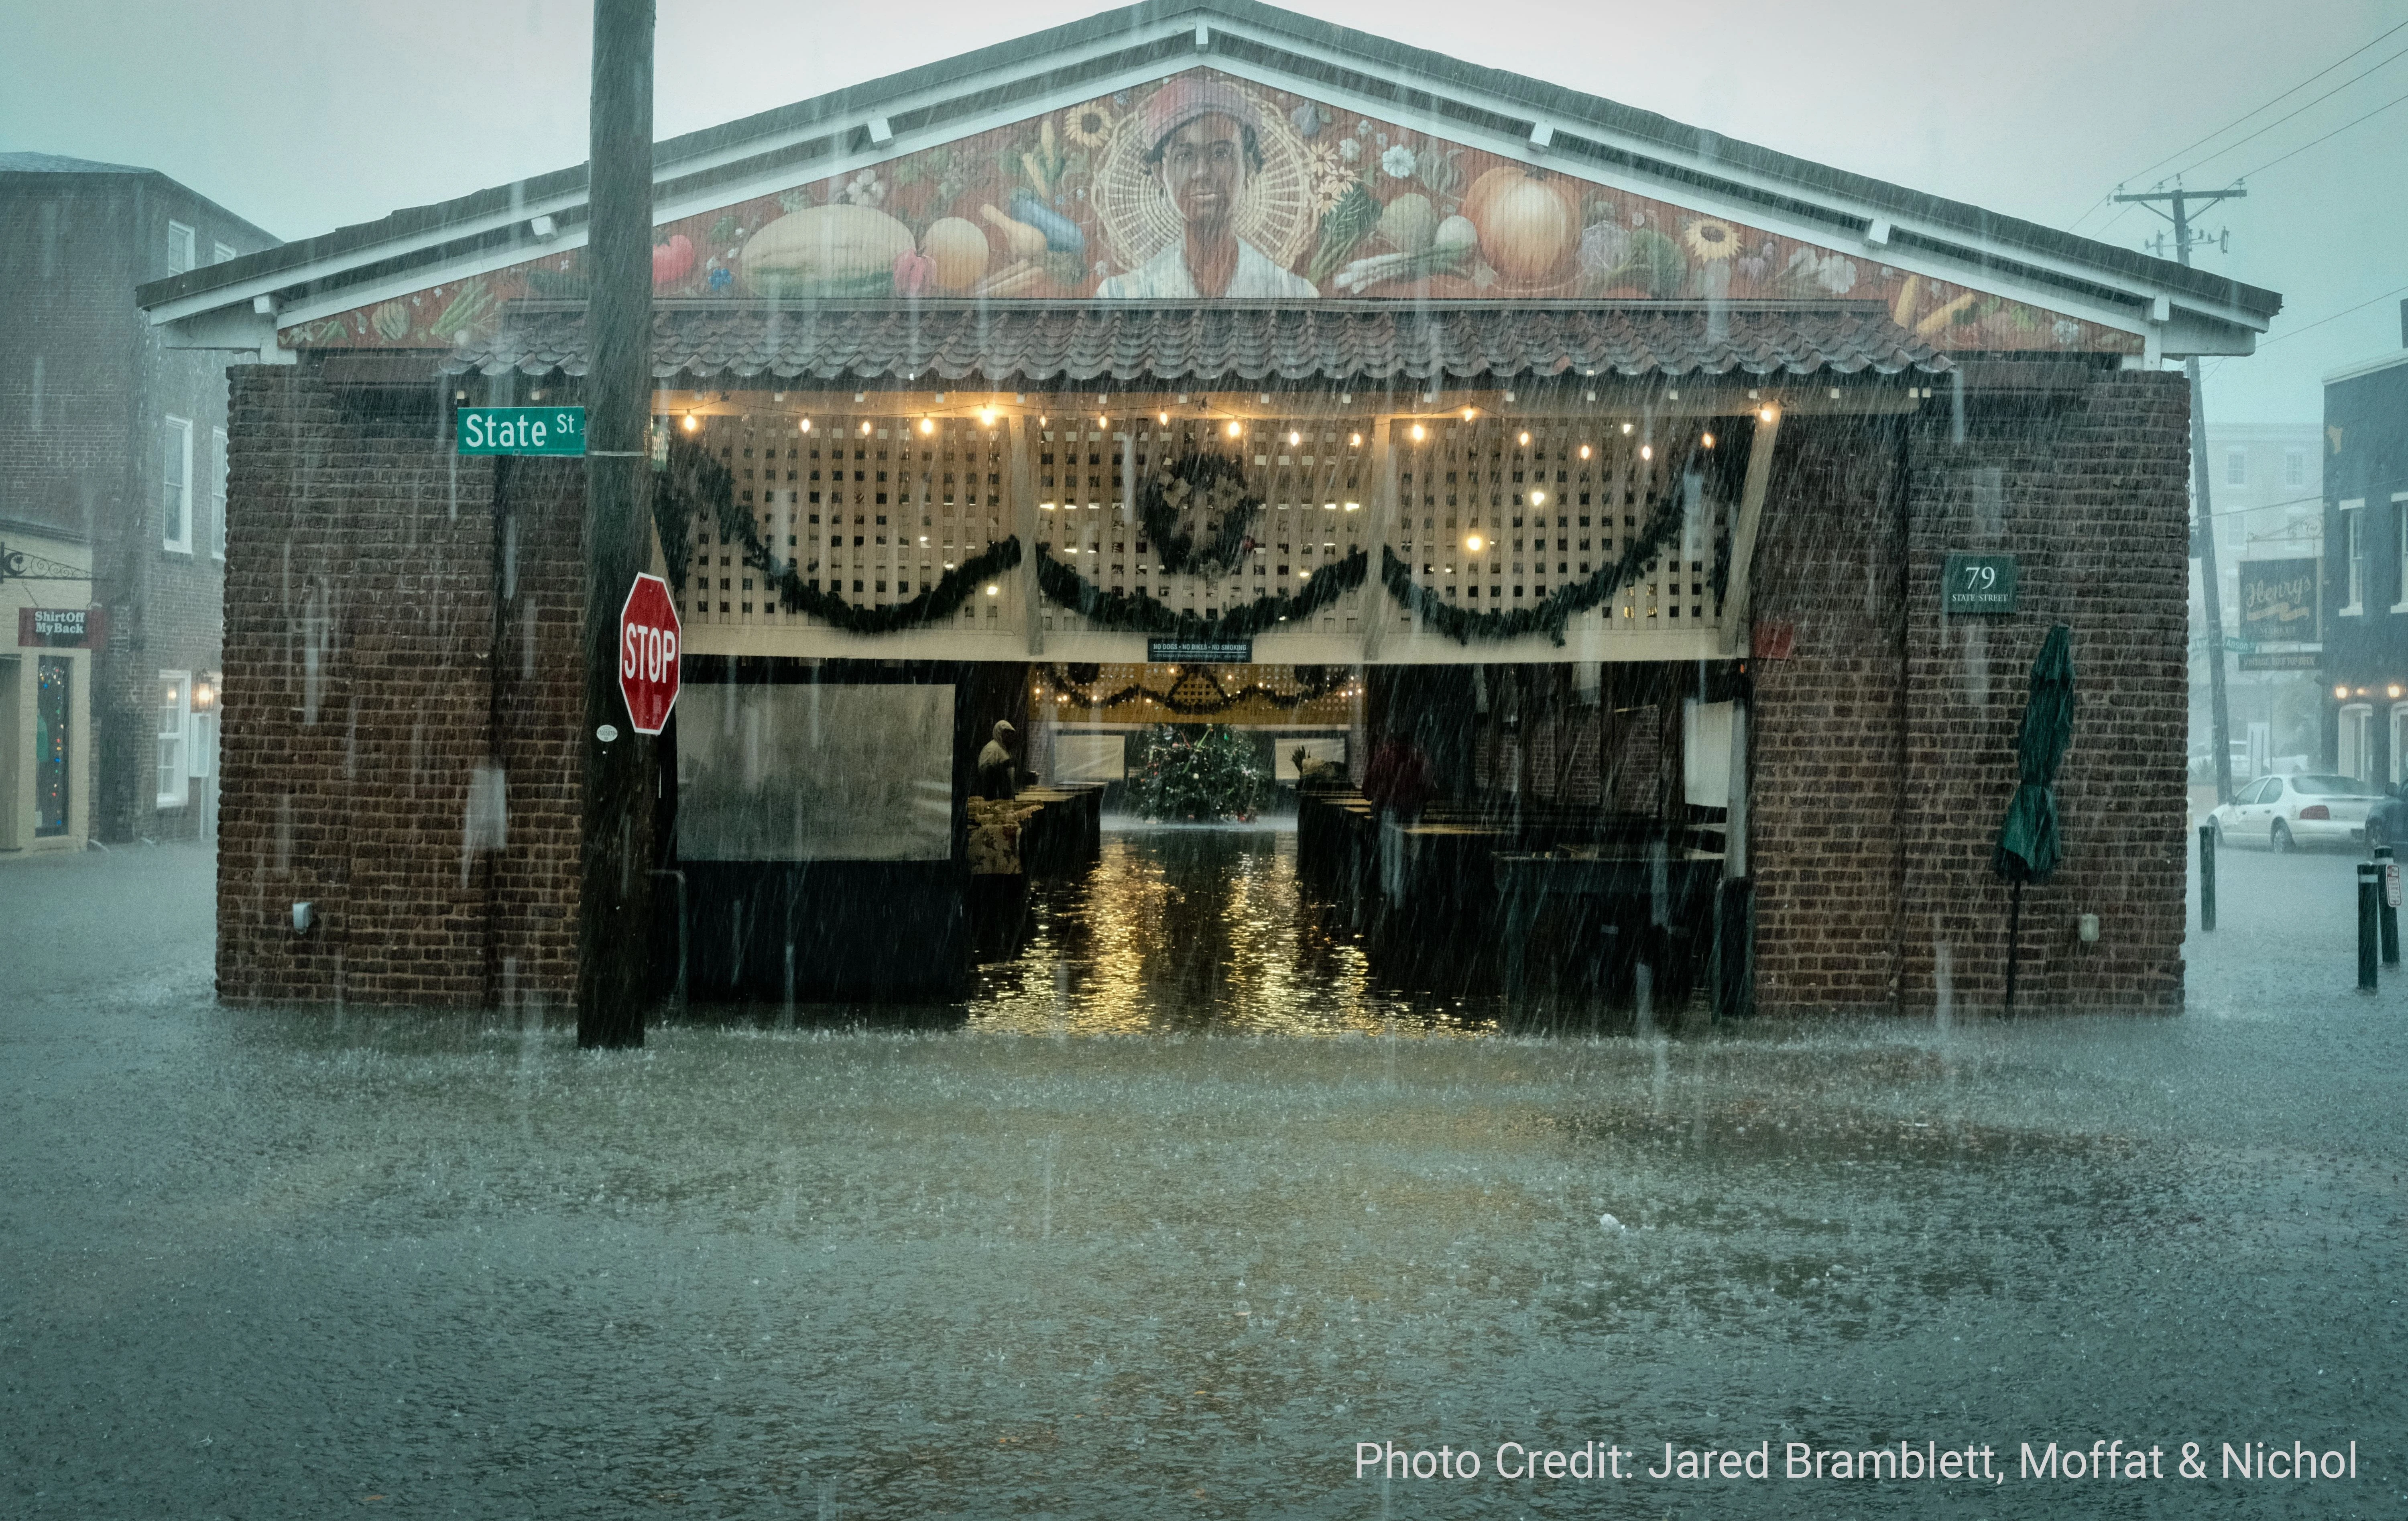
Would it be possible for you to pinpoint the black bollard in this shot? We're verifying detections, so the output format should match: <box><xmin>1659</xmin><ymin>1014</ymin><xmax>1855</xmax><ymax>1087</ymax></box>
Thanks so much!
<box><xmin>2358</xmin><ymin>861</ymin><xmax>2381</xmax><ymax>993</ymax></box>
<box><xmin>2379</xmin><ymin>845</ymin><xmax>2400</xmax><ymax>967</ymax></box>
<box><xmin>2198</xmin><ymin>823</ymin><xmax>2217</xmax><ymax>933</ymax></box>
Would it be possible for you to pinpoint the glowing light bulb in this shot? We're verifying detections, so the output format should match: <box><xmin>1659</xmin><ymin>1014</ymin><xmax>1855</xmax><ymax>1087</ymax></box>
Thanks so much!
<box><xmin>1409</xmin><ymin>424</ymin><xmax>1426</xmax><ymax>442</ymax></box>
<box><xmin>1531</xmin><ymin>491</ymin><xmax>1546</xmax><ymax>505</ymax></box>
<box><xmin>1641</xmin><ymin>445</ymin><xmax>1653</xmax><ymax>461</ymax></box>
<box><xmin>799</xmin><ymin>417</ymin><xmax>811</xmax><ymax>433</ymax></box>
<box><xmin>860</xmin><ymin>420</ymin><xmax>872</xmax><ymax>435</ymax></box>
<box><xmin>681</xmin><ymin>413</ymin><xmax>698</xmax><ymax>432</ymax></box>
<box><xmin>1579</xmin><ymin>444</ymin><xmax>1592</xmax><ymax>460</ymax></box>
<box><xmin>1462</xmin><ymin>407</ymin><xmax>1475</xmax><ymax>421</ymax></box>
<box><xmin>1517</xmin><ymin>430</ymin><xmax>1530</xmax><ymax>447</ymax></box>
<box><xmin>980</xmin><ymin>407</ymin><xmax>998</xmax><ymax>426</ymax></box>
<box><xmin>1466</xmin><ymin>534</ymin><xmax>1485</xmax><ymax>552</ymax></box>
<box><xmin>1226</xmin><ymin>421</ymin><xmax>1243</xmax><ymax>438</ymax></box>
<box><xmin>1759</xmin><ymin>407</ymin><xmax>1775</xmax><ymax>422</ymax></box>
<box><xmin>1288</xmin><ymin>430</ymin><xmax>1301</xmax><ymax>446</ymax></box>
<box><xmin>1701</xmin><ymin>431</ymin><xmax>1716</xmax><ymax>448</ymax></box>
<box><xmin>919</xmin><ymin>417</ymin><xmax>934</xmax><ymax>435</ymax></box>
<box><xmin>1621</xmin><ymin>422</ymin><xmax>1634</xmax><ymax>434</ymax></box>
<box><xmin>2336</xmin><ymin>685</ymin><xmax>2351</xmax><ymax>700</ymax></box>
<box><xmin>986</xmin><ymin>584</ymin><xmax>1000</xmax><ymax>597</ymax></box>
<box><xmin>1349</xmin><ymin>432</ymin><xmax>1362</xmax><ymax>447</ymax></box>
<box><xmin>1159</xmin><ymin>411</ymin><xmax>1170</xmax><ymax>425</ymax></box>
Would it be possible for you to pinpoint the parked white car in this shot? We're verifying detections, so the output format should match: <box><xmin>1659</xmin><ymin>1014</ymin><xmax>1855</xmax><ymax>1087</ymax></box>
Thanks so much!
<box><xmin>2205</xmin><ymin>772</ymin><xmax>2387</xmax><ymax>852</ymax></box>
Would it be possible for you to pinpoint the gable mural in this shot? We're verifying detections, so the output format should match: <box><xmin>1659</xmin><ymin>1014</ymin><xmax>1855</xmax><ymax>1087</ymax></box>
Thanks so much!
<box><xmin>285</xmin><ymin>68</ymin><xmax>2139</xmax><ymax>356</ymax></box>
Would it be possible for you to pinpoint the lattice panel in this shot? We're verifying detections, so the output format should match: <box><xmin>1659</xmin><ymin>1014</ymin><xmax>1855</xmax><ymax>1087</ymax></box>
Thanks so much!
<box><xmin>677</xmin><ymin>413</ymin><xmax>1013</xmax><ymax>631</ymax></box>
<box><xmin>1382</xmin><ymin>417</ymin><xmax>1719</xmax><ymax>634</ymax></box>
<box><xmin>1035</xmin><ymin>418</ymin><xmax>1376</xmax><ymax>639</ymax></box>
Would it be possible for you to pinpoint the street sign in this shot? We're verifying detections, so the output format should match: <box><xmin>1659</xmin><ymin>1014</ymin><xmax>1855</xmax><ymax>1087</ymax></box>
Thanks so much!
<box><xmin>1148</xmin><ymin>637</ymin><xmax>1252</xmax><ymax>663</ymax></box>
<box><xmin>616</xmin><ymin>573</ymin><xmax>681</xmax><ymax>735</ymax></box>
<box><xmin>2238</xmin><ymin>558</ymin><xmax>2318</xmax><ymax>643</ymax></box>
<box><xmin>2238</xmin><ymin>650</ymin><xmax>2321</xmax><ymax>672</ymax></box>
<box><xmin>456</xmin><ymin>406</ymin><xmax>587</xmax><ymax>456</ymax></box>
<box><xmin>1941</xmin><ymin>553</ymin><xmax>2018</xmax><ymax>614</ymax></box>
<box><xmin>2223</xmin><ymin>636</ymin><xmax>2256</xmax><ymax>654</ymax></box>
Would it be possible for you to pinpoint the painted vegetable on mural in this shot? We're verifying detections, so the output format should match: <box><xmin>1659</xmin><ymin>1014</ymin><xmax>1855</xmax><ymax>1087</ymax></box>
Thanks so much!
<box><xmin>736</xmin><ymin>205</ymin><xmax>916</xmax><ymax>297</ymax></box>
<box><xmin>1462</xmin><ymin>167</ymin><xmax>1577</xmax><ymax>282</ymax></box>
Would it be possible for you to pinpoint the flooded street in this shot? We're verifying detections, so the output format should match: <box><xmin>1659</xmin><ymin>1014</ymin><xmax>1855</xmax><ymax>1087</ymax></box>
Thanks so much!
<box><xmin>5</xmin><ymin>838</ymin><xmax>2402</xmax><ymax>1517</ymax></box>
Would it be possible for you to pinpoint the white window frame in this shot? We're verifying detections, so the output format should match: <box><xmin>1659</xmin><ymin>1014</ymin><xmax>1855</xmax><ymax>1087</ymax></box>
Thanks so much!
<box><xmin>2284</xmin><ymin>448</ymin><xmax>2307</xmax><ymax>490</ymax></box>
<box><xmin>212</xmin><ymin>240</ymin><xmax>236</xmax><ymax>265</ymax></box>
<box><xmin>2391</xmin><ymin>703</ymin><xmax>2408</xmax><ymax>788</ymax></box>
<box><xmin>156</xmin><ymin>671</ymin><xmax>192</xmax><ymax>809</ymax></box>
<box><xmin>2395</xmin><ymin>493</ymin><xmax>2408</xmax><ymax>615</ymax></box>
<box><xmin>162</xmin><ymin>415</ymin><xmax>193</xmax><ymax>553</ymax></box>
<box><xmin>2225</xmin><ymin>447</ymin><xmax>2248</xmax><ymax>489</ymax></box>
<box><xmin>210</xmin><ymin>426</ymin><xmax>228</xmax><ymax>560</ymax></box>
<box><xmin>2341</xmin><ymin>500</ymin><xmax>2365</xmax><ymax>616</ymax></box>
<box><xmin>166</xmin><ymin>220</ymin><xmax>195</xmax><ymax>275</ymax></box>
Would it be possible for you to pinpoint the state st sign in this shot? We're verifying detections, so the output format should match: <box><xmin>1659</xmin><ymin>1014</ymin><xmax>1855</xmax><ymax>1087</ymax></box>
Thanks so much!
<box><xmin>617</xmin><ymin>573</ymin><xmax>681</xmax><ymax>735</ymax></box>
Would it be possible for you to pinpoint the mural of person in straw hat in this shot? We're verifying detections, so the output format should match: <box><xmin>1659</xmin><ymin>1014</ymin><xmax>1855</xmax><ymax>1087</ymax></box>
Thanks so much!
<box><xmin>1096</xmin><ymin>77</ymin><xmax>1318</xmax><ymax>301</ymax></box>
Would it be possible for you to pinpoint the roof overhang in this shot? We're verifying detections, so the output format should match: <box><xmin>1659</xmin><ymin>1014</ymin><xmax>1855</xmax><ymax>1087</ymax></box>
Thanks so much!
<box><xmin>138</xmin><ymin>0</ymin><xmax>2280</xmax><ymax>360</ymax></box>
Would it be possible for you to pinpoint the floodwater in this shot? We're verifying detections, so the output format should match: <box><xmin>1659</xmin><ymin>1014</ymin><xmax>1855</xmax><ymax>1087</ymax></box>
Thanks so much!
<box><xmin>4</xmin><ymin>837</ymin><xmax>2403</xmax><ymax>1517</ymax></box>
<box><xmin>971</xmin><ymin>821</ymin><xmax>1509</xmax><ymax>1036</ymax></box>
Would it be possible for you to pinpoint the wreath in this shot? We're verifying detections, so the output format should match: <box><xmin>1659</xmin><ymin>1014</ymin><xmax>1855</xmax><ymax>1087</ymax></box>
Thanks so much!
<box><xmin>651</xmin><ymin>436</ymin><xmax>1022</xmax><ymax>635</ymax></box>
<box><xmin>1139</xmin><ymin>450</ymin><xmax>1261</xmax><ymax>578</ymax></box>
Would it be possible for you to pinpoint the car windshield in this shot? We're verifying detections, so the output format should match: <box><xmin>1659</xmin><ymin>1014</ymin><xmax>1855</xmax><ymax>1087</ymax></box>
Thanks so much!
<box><xmin>2287</xmin><ymin>775</ymin><xmax>2382</xmax><ymax>797</ymax></box>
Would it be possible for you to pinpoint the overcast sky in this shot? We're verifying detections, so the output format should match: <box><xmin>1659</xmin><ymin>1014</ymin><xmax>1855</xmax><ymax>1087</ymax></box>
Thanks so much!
<box><xmin>8</xmin><ymin>0</ymin><xmax>2401</xmax><ymax>424</ymax></box>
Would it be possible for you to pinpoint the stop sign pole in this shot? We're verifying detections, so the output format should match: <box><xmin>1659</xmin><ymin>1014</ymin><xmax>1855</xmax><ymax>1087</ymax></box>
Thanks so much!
<box><xmin>577</xmin><ymin>0</ymin><xmax>658</xmax><ymax>1049</ymax></box>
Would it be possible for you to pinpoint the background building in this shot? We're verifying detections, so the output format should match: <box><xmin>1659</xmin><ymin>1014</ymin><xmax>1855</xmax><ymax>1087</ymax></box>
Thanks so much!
<box><xmin>2319</xmin><ymin>302</ymin><xmax>2408</xmax><ymax>784</ymax></box>
<box><xmin>2190</xmin><ymin>420</ymin><xmax>2323</xmax><ymax>784</ymax></box>
<box><xmin>0</xmin><ymin>153</ymin><xmax>275</xmax><ymax>849</ymax></box>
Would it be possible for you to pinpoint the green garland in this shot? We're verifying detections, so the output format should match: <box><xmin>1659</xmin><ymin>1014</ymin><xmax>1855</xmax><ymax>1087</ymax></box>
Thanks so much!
<box><xmin>1036</xmin><ymin>546</ymin><xmax>1369</xmax><ymax>639</ymax></box>
<box><xmin>1379</xmin><ymin>484</ymin><xmax>1690</xmax><ymax>647</ymax></box>
<box><xmin>1137</xmin><ymin>450</ymin><xmax>1260</xmax><ymax>577</ymax></box>
<box><xmin>1041</xmin><ymin>662</ymin><xmax>1348</xmax><ymax>715</ymax></box>
<box><xmin>654</xmin><ymin>436</ymin><xmax>1022</xmax><ymax>635</ymax></box>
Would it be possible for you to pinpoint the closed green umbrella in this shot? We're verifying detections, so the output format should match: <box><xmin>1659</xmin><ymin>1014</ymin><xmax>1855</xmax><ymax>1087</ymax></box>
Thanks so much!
<box><xmin>1994</xmin><ymin>623</ymin><xmax>2075</xmax><ymax>1013</ymax></box>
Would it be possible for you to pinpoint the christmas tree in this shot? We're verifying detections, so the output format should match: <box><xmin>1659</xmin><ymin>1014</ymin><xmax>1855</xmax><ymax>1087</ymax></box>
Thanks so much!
<box><xmin>1127</xmin><ymin>724</ymin><xmax>1267</xmax><ymax>822</ymax></box>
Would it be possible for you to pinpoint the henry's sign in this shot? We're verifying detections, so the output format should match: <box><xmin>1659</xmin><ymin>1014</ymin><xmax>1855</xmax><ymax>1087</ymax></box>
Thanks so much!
<box><xmin>457</xmin><ymin>406</ymin><xmax>586</xmax><ymax>456</ymax></box>
<box><xmin>617</xmin><ymin>573</ymin><xmax>681</xmax><ymax>735</ymax></box>
<box><xmin>2238</xmin><ymin>558</ymin><xmax>2318</xmax><ymax>643</ymax></box>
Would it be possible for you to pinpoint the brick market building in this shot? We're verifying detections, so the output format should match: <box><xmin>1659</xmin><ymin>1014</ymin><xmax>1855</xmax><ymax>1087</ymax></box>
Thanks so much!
<box><xmin>138</xmin><ymin>1</ymin><xmax>2276</xmax><ymax>1016</ymax></box>
<box><xmin>2</xmin><ymin>154</ymin><xmax>277</xmax><ymax>850</ymax></box>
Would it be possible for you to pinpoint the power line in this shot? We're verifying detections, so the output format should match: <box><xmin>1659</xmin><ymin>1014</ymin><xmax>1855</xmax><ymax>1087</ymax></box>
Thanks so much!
<box><xmin>2168</xmin><ymin>35</ymin><xmax>2408</xmax><ymax>179</ymax></box>
<box><xmin>2067</xmin><ymin>17</ymin><xmax>2408</xmax><ymax>230</ymax></box>
<box><xmin>2231</xmin><ymin>86</ymin><xmax>2408</xmax><ymax>179</ymax></box>
<box><xmin>2249</xmin><ymin>280</ymin><xmax>2408</xmax><ymax>352</ymax></box>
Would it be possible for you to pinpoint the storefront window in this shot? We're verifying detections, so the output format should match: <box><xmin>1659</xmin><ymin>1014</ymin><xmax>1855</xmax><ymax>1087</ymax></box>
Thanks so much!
<box><xmin>2339</xmin><ymin>702</ymin><xmax>2373</xmax><ymax>783</ymax></box>
<box><xmin>35</xmin><ymin>656</ymin><xmax>70</xmax><ymax>837</ymax></box>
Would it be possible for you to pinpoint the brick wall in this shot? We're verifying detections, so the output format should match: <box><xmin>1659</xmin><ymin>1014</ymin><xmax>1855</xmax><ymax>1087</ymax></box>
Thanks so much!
<box><xmin>216</xmin><ymin>362</ymin><xmax>584</xmax><ymax>1008</ymax></box>
<box><xmin>1748</xmin><ymin>368</ymin><xmax>2191</xmax><ymax>1015</ymax></box>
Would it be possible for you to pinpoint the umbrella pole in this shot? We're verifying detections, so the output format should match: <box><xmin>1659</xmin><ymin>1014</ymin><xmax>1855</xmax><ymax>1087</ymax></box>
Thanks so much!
<box><xmin>2004</xmin><ymin>880</ymin><xmax>2022</xmax><ymax>1018</ymax></box>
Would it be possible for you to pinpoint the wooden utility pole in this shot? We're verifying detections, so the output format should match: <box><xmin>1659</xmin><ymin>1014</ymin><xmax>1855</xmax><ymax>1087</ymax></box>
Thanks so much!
<box><xmin>2115</xmin><ymin>181</ymin><xmax>2245</xmax><ymax>805</ymax></box>
<box><xmin>577</xmin><ymin>0</ymin><xmax>657</xmax><ymax>1047</ymax></box>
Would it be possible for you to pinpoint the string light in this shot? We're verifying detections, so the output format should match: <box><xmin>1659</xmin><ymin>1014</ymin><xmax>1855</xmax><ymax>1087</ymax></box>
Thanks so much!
<box><xmin>1226</xmin><ymin>421</ymin><xmax>1243</xmax><ymax>438</ymax></box>
<box><xmin>980</xmin><ymin>406</ymin><xmax>998</xmax><ymax>426</ymax></box>
<box><xmin>1531</xmin><ymin>491</ymin><xmax>1546</xmax><ymax>506</ymax></box>
<box><xmin>860</xmin><ymin>420</ymin><xmax>873</xmax><ymax>435</ymax></box>
<box><xmin>1461</xmin><ymin>407</ymin><xmax>1475</xmax><ymax>421</ymax></box>
<box><xmin>1620</xmin><ymin>422</ymin><xmax>1634</xmax><ymax>434</ymax></box>
<box><xmin>1159</xmin><ymin>411</ymin><xmax>1170</xmax><ymax>425</ymax></box>
<box><xmin>1465</xmin><ymin>533</ymin><xmax>1485</xmax><ymax>552</ymax></box>
<box><xmin>1517</xmin><ymin>430</ymin><xmax>1531</xmax><ymax>447</ymax></box>
<box><xmin>1701</xmin><ymin>431</ymin><xmax>1716</xmax><ymax>448</ymax></box>
<box><xmin>1640</xmin><ymin>445</ymin><xmax>1653</xmax><ymax>461</ymax></box>
<box><xmin>919</xmin><ymin>417</ymin><xmax>935</xmax><ymax>435</ymax></box>
<box><xmin>1288</xmin><ymin>430</ymin><xmax>1301</xmax><ymax>446</ymax></box>
<box><xmin>799</xmin><ymin>417</ymin><xmax>811</xmax><ymax>433</ymax></box>
<box><xmin>1349</xmin><ymin>432</ymin><xmax>1362</xmax><ymax>447</ymax></box>
<box><xmin>1759</xmin><ymin>406</ymin><xmax>1775</xmax><ymax>423</ymax></box>
<box><xmin>1409</xmin><ymin>424</ymin><xmax>1426</xmax><ymax>442</ymax></box>
<box><xmin>681</xmin><ymin>414</ymin><xmax>698</xmax><ymax>432</ymax></box>
<box><xmin>1578</xmin><ymin>444</ymin><xmax>1592</xmax><ymax>459</ymax></box>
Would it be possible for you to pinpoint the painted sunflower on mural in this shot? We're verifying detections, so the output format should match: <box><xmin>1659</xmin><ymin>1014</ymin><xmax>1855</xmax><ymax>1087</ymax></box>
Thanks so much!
<box><xmin>1064</xmin><ymin>101</ymin><xmax>1116</xmax><ymax>149</ymax></box>
<box><xmin>1682</xmin><ymin>217</ymin><xmax>1739</xmax><ymax>262</ymax></box>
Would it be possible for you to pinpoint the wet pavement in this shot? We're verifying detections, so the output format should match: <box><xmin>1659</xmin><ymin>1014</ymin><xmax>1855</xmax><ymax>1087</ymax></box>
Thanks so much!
<box><xmin>3</xmin><ymin>837</ymin><xmax>2403</xmax><ymax>1517</ymax></box>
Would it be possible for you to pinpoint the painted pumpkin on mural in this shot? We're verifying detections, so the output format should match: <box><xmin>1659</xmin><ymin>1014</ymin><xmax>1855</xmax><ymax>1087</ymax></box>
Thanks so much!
<box><xmin>280</xmin><ymin>67</ymin><xmax>2141</xmax><ymax>356</ymax></box>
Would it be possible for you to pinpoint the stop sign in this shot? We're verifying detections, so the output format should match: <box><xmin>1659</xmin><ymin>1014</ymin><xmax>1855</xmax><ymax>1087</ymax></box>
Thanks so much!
<box><xmin>616</xmin><ymin>572</ymin><xmax>681</xmax><ymax>735</ymax></box>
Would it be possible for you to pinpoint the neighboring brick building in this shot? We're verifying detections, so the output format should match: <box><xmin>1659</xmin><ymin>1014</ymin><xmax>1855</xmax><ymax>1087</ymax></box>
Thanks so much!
<box><xmin>138</xmin><ymin>0</ymin><xmax>2275</xmax><ymax>1016</ymax></box>
<box><xmin>0</xmin><ymin>154</ymin><xmax>277</xmax><ymax>848</ymax></box>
